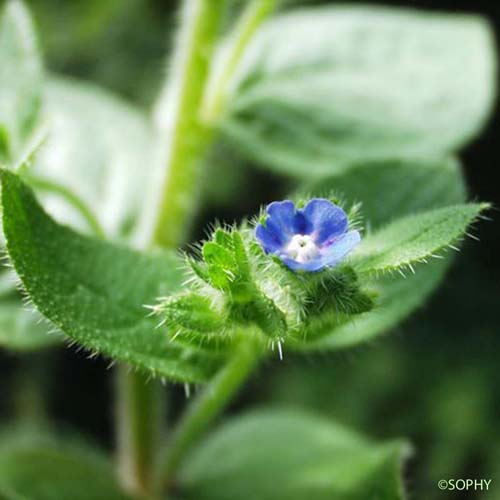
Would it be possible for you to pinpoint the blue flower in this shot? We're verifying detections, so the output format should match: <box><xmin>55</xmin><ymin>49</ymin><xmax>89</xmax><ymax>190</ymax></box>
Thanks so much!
<box><xmin>255</xmin><ymin>199</ymin><xmax>360</xmax><ymax>272</ymax></box>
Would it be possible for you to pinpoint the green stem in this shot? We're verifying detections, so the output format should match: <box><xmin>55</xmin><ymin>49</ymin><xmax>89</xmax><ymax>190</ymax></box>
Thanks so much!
<box><xmin>119</xmin><ymin>0</ymin><xmax>276</xmax><ymax>495</ymax></box>
<box><xmin>156</xmin><ymin>338</ymin><xmax>263</xmax><ymax>492</ymax></box>
<box><xmin>148</xmin><ymin>1</ymin><xmax>275</xmax><ymax>493</ymax></box>
<box><xmin>116</xmin><ymin>368</ymin><xmax>163</xmax><ymax>499</ymax></box>
<box><xmin>116</xmin><ymin>1</ymin><xmax>227</xmax><ymax>495</ymax></box>
<box><xmin>202</xmin><ymin>0</ymin><xmax>277</xmax><ymax>123</ymax></box>
<box><xmin>146</xmin><ymin>0</ymin><xmax>228</xmax><ymax>248</ymax></box>
<box><xmin>23</xmin><ymin>174</ymin><xmax>105</xmax><ymax>238</ymax></box>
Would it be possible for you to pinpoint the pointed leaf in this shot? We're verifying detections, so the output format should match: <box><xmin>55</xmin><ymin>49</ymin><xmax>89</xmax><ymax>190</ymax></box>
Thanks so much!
<box><xmin>353</xmin><ymin>204</ymin><xmax>487</xmax><ymax>275</ymax></box>
<box><xmin>0</xmin><ymin>170</ymin><xmax>218</xmax><ymax>382</ymax></box>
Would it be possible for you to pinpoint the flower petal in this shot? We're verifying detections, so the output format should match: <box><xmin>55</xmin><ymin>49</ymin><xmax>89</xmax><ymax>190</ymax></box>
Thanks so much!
<box><xmin>255</xmin><ymin>224</ymin><xmax>282</xmax><ymax>254</ymax></box>
<box><xmin>265</xmin><ymin>200</ymin><xmax>307</xmax><ymax>244</ymax></box>
<box><xmin>280</xmin><ymin>256</ymin><xmax>325</xmax><ymax>272</ymax></box>
<box><xmin>321</xmin><ymin>230</ymin><xmax>361</xmax><ymax>268</ymax></box>
<box><xmin>302</xmin><ymin>198</ymin><xmax>348</xmax><ymax>244</ymax></box>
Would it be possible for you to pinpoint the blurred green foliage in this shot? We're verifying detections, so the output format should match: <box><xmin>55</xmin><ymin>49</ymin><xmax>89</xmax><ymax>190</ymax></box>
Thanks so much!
<box><xmin>25</xmin><ymin>0</ymin><xmax>176</xmax><ymax>106</ymax></box>
<box><xmin>0</xmin><ymin>1</ymin><xmax>497</xmax><ymax>499</ymax></box>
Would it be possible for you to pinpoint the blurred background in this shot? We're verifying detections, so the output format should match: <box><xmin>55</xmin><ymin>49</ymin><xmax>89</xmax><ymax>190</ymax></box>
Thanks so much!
<box><xmin>0</xmin><ymin>1</ymin><xmax>499</xmax><ymax>499</ymax></box>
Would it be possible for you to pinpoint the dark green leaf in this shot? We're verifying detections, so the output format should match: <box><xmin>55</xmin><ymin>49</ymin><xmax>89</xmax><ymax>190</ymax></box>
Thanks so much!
<box><xmin>220</xmin><ymin>6</ymin><xmax>495</xmax><ymax>176</ymax></box>
<box><xmin>0</xmin><ymin>170</ymin><xmax>218</xmax><ymax>382</ymax></box>
<box><xmin>179</xmin><ymin>409</ymin><xmax>410</xmax><ymax>500</ymax></box>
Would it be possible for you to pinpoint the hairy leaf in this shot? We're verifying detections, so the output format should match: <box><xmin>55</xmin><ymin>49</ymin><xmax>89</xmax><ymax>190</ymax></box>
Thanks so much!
<box><xmin>294</xmin><ymin>267</ymin><xmax>375</xmax><ymax>344</ymax></box>
<box><xmin>158</xmin><ymin>293</ymin><xmax>235</xmax><ymax>352</ymax></box>
<box><xmin>306</xmin><ymin>259</ymin><xmax>449</xmax><ymax>350</ymax></box>
<box><xmin>1</xmin><ymin>30</ymin><xmax>155</xmax><ymax>350</ymax></box>
<box><xmin>1</xmin><ymin>62</ymin><xmax>154</xmax><ymax>350</ymax></box>
<box><xmin>0</xmin><ymin>170</ymin><xmax>218</xmax><ymax>382</ymax></box>
<box><xmin>179</xmin><ymin>409</ymin><xmax>410</xmax><ymax>500</ymax></box>
<box><xmin>220</xmin><ymin>6</ymin><xmax>495</xmax><ymax>176</ymax></box>
<box><xmin>353</xmin><ymin>204</ymin><xmax>487</xmax><ymax>275</ymax></box>
<box><xmin>0</xmin><ymin>0</ymin><xmax>43</xmax><ymax>163</ymax></box>
<box><xmin>0</xmin><ymin>427</ymin><xmax>131</xmax><ymax>500</ymax></box>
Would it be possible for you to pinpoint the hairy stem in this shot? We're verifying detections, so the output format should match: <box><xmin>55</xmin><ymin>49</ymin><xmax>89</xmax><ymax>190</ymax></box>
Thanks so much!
<box><xmin>116</xmin><ymin>1</ymin><xmax>227</xmax><ymax>496</ymax></box>
<box><xmin>119</xmin><ymin>0</ymin><xmax>275</xmax><ymax>495</ymax></box>
<box><xmin>144</xmin><ymin>0</ymin><xmax>228</xmax><ymax>248</ymax></box>
<box><xmin>202</xmin><ymin>0</ymin><xmax>277</xmax><ymax>122</ymax></box>
<box><xmin>156</xmin><ymin>338</ymin><xmax>263</xmax><ymax>491</ymax></box>
<box><xmin>116</xmin><ymin>368</ymin><xmax>163</xmax><ymax>498</ymax></box>
<box><xmin>149</xmin><ymin>1</ymin><xmax>276</xmax><ymax>493</ymax></box>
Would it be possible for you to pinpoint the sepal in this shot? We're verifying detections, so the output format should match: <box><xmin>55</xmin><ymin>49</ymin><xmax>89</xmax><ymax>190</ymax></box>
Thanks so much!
<box><xmin>155</xmin><ymin>225</ymin><xmax>374</xmax><ymax>352</ymax></box>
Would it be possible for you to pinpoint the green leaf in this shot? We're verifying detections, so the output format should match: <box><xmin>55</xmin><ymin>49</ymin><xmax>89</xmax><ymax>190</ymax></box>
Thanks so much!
<box><xmin>241</xmin><ymin>292</ymin><xmax>287</xmax><ymax>340</ymax></box>
<box><xmin>199</xmin><ymin>229</ymin><xmax>253</xmax><ymax>298</ymax></box>
<box><xmin>0</xmin><ymin>427</ymin><xmax>131</xmax><ymax>500</ymax></box>
<box><xmin>304</xmin><ymin>157</ymin><xmax>466</xmax><ymax>228</ymax></box>
<box><xmin>2</xmin><ymin>58</ymin><xmax>153</xmax><ymax>351</ymax></box>
<box><xmin>220</xmin><ymin>6</ymin><xmax>495</xmax><ymax>176</ymax></box>
<box><xmin>179</xmin><ymin>409</ymin><xmax>410</xmax><ymax>500</ymax></box>
<box><xmin>203</xmin><ymin>242</ymin><xmax>237</xmax><ymax>289</ymax></box>
<box><xmin>30</xmin><ymin>76</ymin><xmax>155</xmax><ymax>238</ymax></box>
<box><xmin>0</xmin><ymin>0</ymin><xmax>43</xmax><ymax>163</ymax></box>
<box><xmin>295</xmin><ymin>267</ymin><xmax>375</xmax><ymax>344</ymax></box>
<box><xmin>306</xmin><ymin>258</ymin><xmax>449</xmax><ymax>351</ymax></box>
<box><xmin>0</xmin><ymin>169</ymin><xmax>218</xmax><ymax>382</ymax></box>
<box><xmin>299</xmin><ymin>158</ymin><xmax>469</xmax><ymax>350</ymax></box>
<box><xmin>158</xmin><ymin>293</ymin><xmax>234</xmax><ymax>352</ymax></box>
<box><xmin>353</xmin><ymin>203</ymin><xmax>487</xmax><ymax>275</ymax></box>
<box><xmin>161</xmin><ymin>294</ymin><xmax>226</xmax><ymax>335</ymax></box>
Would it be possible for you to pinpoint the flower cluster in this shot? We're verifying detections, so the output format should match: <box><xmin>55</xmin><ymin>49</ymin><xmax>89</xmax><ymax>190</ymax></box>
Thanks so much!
<box><xmin>255</xmin><ymin>199</ymin><xmax>360</xmax><ymax>272</ymax></box>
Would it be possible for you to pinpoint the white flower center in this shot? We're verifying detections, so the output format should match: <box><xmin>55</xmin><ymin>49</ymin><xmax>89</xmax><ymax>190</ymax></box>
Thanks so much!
<box><xmin>286</xmin><ymin>234</ymin><xmax>320</xmax><ymax>263</ymax></box>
